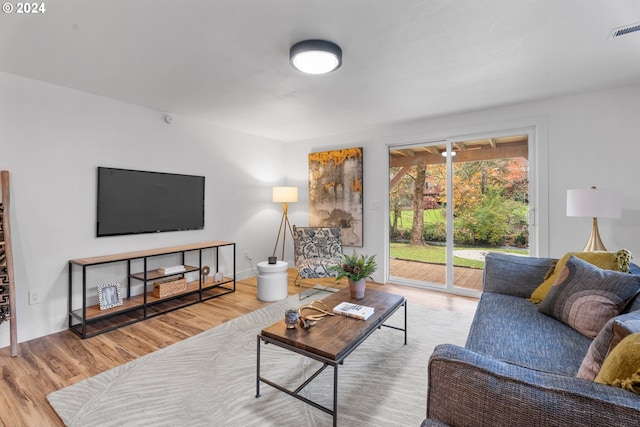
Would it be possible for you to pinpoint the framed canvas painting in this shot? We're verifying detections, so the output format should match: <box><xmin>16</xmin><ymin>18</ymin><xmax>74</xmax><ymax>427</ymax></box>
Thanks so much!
<box><xmin>308</xmin><ymin>147</ymin><xmax>363</xmax><ymax>247</ymax></box>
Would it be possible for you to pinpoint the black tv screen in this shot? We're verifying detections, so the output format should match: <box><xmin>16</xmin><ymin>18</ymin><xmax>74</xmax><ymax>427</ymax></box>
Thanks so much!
<box><xmin>97</xmin><ymin>167</ymin><xmax>205</xmax><ymax>237</ymax></box>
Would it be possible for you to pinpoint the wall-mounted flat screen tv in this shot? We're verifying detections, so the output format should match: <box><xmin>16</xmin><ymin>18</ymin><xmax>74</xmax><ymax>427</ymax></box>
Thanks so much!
<box><xmin>97</xmin><ymin>167</ymin><xmax>205</xmax><ymax>237</ymax></box>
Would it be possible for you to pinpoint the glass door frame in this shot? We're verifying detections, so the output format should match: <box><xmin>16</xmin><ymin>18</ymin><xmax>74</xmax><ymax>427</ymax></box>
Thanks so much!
<box><xmin>386</xmin><ymin>125</ymin><xmax>542</xmax><ymax>298</ymax></box>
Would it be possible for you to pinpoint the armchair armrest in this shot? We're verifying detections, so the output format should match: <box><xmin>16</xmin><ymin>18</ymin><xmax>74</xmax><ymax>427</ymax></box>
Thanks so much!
<box><xmin>427</xmin><ymin>344</ymin><xmax>640</xmax><ymax>427</ymax></box>
<box><xmin>482</xmin><ymin>252</ymin><xmax>556</xmax><ymax>298</ymax></box>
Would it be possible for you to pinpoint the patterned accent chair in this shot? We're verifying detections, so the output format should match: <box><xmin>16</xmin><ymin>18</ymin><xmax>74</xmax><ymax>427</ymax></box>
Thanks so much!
<box><xmin>292</xmin><ymin>226</ymin><xmax>343</xmax><ymax>296</ymax></box>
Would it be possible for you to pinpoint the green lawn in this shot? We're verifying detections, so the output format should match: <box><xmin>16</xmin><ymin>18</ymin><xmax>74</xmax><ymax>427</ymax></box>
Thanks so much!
<box><xmin>390</xmin><ymin>242</ymin><xmax>528</xmax><ymax>269</ymax></box>
<box><xmin>392</xmin><ymin>209</ymin><xmax>443</xmax><ymax>229</ymax></box>
<box><xmin>391</xmin><ymin>209</ymin><xmax>528</xmax><ymax>268</ymax></box>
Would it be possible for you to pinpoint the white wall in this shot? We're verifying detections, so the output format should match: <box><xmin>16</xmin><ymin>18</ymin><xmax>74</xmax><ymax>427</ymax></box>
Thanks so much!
<box><xmin>285</xmin><ymin>84</ymin><xmax>640</xmax><ymax>282</ymax></box>
<box><xmin>0</xmin><ymin>72</ymin><xmax>287</xmax><ymax>347</ymax></box>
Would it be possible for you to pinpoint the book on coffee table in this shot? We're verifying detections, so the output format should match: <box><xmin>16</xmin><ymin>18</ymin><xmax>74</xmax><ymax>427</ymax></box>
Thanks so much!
<box><xmin>333</xmin><ymin>302</ymin><xmax>375</xmax><ymax>320</ymax></box>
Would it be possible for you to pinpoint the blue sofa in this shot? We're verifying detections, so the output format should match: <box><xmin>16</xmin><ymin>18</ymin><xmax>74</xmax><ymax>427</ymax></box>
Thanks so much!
<box><xmin>423</xmin><ymin>252</ymin><xmax>640</xmax><ymax>426</ymax></box>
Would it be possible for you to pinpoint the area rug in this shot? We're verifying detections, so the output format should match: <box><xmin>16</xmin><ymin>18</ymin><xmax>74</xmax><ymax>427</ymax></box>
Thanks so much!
<box><xmin>48</xmin><ymin>294</ymin><xmax>474</xmax><ymax>427</ymax></box>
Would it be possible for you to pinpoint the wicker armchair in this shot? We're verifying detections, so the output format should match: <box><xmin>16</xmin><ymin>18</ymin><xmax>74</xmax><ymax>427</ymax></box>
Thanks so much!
<box><xmin>292</xmin><ymin>226</ymin><xmax>343</xmax><ymax>298</ymax></box>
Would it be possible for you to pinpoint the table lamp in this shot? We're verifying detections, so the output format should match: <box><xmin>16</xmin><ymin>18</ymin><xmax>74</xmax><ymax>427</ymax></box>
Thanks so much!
<box><xmin>272</xmin><ymin>186</ymin><xmax>298</xmax><ymax>261</ymax></box>
<box><xmin>566</xmin><ymin>186</ymin><xmax>621</xmax><ymax>251</ymax></box>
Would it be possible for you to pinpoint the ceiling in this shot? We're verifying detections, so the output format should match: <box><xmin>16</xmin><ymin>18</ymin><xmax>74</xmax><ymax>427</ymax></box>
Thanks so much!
<box><xmin>1</xmin><ymin>1</ymin><xmax>639</xmax><ymax>142</ymax></box>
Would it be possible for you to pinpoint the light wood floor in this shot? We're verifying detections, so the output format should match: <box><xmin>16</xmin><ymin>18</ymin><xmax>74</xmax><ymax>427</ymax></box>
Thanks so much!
<box><xmin>0</xmin><ymin>270</ymin><xmax>478</xmax><ymax>427</ymax></box>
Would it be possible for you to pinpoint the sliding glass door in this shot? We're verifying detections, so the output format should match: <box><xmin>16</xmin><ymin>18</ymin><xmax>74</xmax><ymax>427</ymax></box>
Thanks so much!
<box><xmin>389</xmin><ymin>132</ymin><xmax>532</xmax><ymax>296</ymax></box>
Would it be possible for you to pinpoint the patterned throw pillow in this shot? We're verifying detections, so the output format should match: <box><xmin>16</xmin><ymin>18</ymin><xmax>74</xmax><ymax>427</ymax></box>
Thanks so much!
<box><xmin>577</xmin><ymin>311</ymin><xmax>640</xmax><ymax>380</ymax></box>
<box><xmin>529</xmin><ymin>250</ymin><xmax>632</xmax><ymax>304</ymax></box>
<box><xmin>538</xmin><ymin>256</ymin><xmax>640</xmax><ymax>339</ymax></box>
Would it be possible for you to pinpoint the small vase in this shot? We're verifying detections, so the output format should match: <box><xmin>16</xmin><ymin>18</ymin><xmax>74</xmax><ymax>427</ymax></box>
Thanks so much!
<box><xmin>349</xmin><ymin>278</ymin><xmax>366</xmax><ymax>299</ymax></box>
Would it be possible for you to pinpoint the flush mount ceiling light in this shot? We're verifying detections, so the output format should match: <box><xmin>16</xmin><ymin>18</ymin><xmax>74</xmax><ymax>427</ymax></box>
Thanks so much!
<box><xmin>290</xmin><ymin>39</ymin><xmax>342</xmax><ymax>75</ymax></box>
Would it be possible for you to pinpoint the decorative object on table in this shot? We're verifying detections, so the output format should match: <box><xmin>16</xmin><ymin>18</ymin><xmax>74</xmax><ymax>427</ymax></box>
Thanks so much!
<box><xmin>201</xmin><ymin>265</ymin><xmax>210</xmax><ymax>283</ymax></box>
<box><xmin>297</xmin><ymin>299</ymin><xmax>334</xmax><ymax>329</ymax></box>
<box><xmin>284</xmin><ymin>309</ymin><xmax>298</xmax><ymax>328</ymax></box>
<box><xmin>268</xmin><ymin>256</ymin><xmax>277</xmax><ymax>265</ymax></box>
<box><xmin>97</xmin><ymin>282</ymin><xmax>123</xmax><ymax>310</ymax></box>
<box><xmin>566</xmin><ymin>186</ymin><xmax>621</xmax><ymax>251</ymax></box>
<box><xmin>331</xmin><ymin>250</ymin><xmax>377</xmax><ymax>299</ymax></box>
<box><xmin>308</xmin><ymin>147</ymin><xmax>363</xmax><ymax>246</ymax></box>
<box><xmin>333</xmin><ymin>302</ymin><xmax>375</xmax><ymax>320</ymax></box>
<box><xmin>214</xmin><ymin>271</ymin><xmax>224</xmax><ymax>282</ymax></box>
<box><xmin>152</xmin><ymin>277</ymin><xmax>187</xmax><ymax>298</ymax></box>
<box><xmin>271</xmin><ymin>186</ymin><xmax>298</xmax><ymax>261</ymax></box>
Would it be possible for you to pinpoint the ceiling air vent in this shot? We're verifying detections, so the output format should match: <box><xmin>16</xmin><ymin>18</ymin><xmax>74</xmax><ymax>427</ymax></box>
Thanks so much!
<box><xmin>609</xmin><ymin>22</ymin><xmax>640</xmax><ymax>39</ymax></box>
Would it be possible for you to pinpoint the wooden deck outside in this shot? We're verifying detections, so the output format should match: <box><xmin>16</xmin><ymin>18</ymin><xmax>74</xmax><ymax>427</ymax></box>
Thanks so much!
<box><xmin>389</xmin><ymin>259</ymin><xmax>484</xmax><ymax>291</ymax></box>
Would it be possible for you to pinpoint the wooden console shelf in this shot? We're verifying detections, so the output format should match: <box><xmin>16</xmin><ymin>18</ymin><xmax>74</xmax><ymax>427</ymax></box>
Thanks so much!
<box><xmin>68</xmin><ymin>241</ymin><xmax>236</xmax><ymax>338</ymax></box>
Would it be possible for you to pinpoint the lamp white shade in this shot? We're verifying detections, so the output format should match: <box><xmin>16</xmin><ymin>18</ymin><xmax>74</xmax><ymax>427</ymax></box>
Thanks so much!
<box><xmin>272</xmin><ymin>186</ymin><xmax>298</xmax><ymax>203</ymax></box>
<box><xmin>566</xmin><ymin>188</ymin><xmax>621</xmax><ymax>219</ymax></box>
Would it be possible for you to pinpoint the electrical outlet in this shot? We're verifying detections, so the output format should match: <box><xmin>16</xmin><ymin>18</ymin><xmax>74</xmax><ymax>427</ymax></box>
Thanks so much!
<box><xmin>29</xmin><ymin>289</ymin><xmax>42</xmax><ymax>305</ymax></box>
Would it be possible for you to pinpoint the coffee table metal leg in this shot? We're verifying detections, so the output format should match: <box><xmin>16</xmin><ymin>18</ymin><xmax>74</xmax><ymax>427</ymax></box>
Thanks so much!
<box><xmin>256</xmin><ymin>335</ymin><xmax>261</xmax><ymax>398</ymax></box>
<box><xmin>404</xmin><ymin>300</ymin><xmax>407</xmax><ymax>345</ymax></box>
<box><xmin>333</xmin><ymin>364</ymin><xmax>339</xmax><ymax>427</ymax></box>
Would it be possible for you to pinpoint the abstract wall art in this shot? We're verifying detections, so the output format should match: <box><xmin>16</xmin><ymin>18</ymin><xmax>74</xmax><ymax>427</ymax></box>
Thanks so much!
<box><xmin>308</xmin><ymin>147</ymin><xmax>363</xmax><ymax>247</ymax></box>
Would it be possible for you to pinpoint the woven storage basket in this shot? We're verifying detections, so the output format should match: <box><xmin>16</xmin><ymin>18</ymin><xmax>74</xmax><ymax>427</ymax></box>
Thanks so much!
<box><xmin>152</xmin><ymin>277</ymin><xmax>187</xmax><ymax>298</ymax></box>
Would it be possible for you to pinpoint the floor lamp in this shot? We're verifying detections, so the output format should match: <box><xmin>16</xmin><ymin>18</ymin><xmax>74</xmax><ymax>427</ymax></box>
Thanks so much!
<box><xmin>272</xmin><ymin>186</ymin><xmax>298</xmax><ymax>261</ymax></box>
<box><xmin>566</xmin><ymin>186</ymin><xmax>621</xmax><ymax>251</ymax></box>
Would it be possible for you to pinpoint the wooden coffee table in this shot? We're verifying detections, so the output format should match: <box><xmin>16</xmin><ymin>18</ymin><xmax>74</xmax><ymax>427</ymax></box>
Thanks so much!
<box><xmin>256</xmin><ymin>288</ymin><xmax>407</xmax><ymax>426</ymax></box>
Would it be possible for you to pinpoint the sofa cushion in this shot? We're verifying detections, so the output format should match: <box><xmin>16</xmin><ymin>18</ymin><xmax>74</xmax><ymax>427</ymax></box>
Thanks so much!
<box><xmin>530</xmin><ymin>250</ymin><xmax>631</xmax><ymax>304</ymax></box>
<box><xmin>577</xmin><ymin>311</ymin><xmax>640</xmax><ymax>380</ymax></box>
<box><xmin>595</xmin><ymin>333</ymin><xmax>640</xmax><ymax>390</ymax></box>
<box><xmin>466</xmin><ymin>293</ymin><xmax>591</xmax><ymax>376</ymax></box>
<box><xmin>538</xmin><ymin>256</ymin><xmax>640</xmax><ymax>338</ymax></box>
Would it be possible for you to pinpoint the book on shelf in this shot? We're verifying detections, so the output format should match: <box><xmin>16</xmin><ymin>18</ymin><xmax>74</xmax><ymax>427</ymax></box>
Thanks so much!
<box><xmin>333</xmin><ymin>302</ymin><xmax>375</xmax><ymax>320</ymax></box>
<box><xmin>158</xmin><ymin>265</ymin><xmax>186</xmax><ymax>275</ymax></box>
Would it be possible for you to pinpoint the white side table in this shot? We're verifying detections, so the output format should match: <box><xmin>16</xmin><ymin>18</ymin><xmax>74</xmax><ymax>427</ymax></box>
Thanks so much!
<box><xmin>257</xmin><ymin>261</ymin><xmax>289</xmax><ymax>302</ymax></box>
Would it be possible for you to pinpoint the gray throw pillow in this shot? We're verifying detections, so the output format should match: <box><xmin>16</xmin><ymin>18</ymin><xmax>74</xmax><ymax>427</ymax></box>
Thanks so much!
<box><xmin>577</xmin><ymin>310</ymin><xmax>640</xmax><ymax>380</ymax></box>
<box><xmin>538</xmin><ymin>256</ymin><xmax>640</xmax><ymax>339</ymax></box>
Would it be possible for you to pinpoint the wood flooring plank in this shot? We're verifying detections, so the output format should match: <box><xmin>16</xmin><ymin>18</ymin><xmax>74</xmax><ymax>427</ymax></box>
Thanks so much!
<box><xmin>0</xmin><ymin>271</ymin><xmax>477</xmax><ymax>427</ymax></box>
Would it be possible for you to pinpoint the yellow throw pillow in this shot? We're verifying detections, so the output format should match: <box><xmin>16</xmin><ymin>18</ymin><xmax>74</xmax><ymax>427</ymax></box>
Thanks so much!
<box><xmin>595</xmin><ymin>333</ymin><xmax>640</xmax><ymax>391</ymax></box>
<box><xmin>612</xmin><ymin>369</ymin><xmax>640</xmax><ymax>394</ymax></box>
<box><xmin>529</xmin><ymin>249</ymin><xmax>631</xmax><ymax>304</ymax></box>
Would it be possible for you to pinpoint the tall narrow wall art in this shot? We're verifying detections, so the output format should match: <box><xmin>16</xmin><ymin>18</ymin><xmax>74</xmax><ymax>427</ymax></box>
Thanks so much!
<box><xmin>308</xmin><ymin>147</ymin><xmax>363</xmax><ymax>247</ymax></box>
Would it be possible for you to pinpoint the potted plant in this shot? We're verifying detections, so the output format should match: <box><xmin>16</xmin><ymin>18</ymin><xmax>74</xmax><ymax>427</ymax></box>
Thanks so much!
<box><xmin>331</xmin><ymin>251</ymin><xmax>377</xmax><ymax>299</ymax></box>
